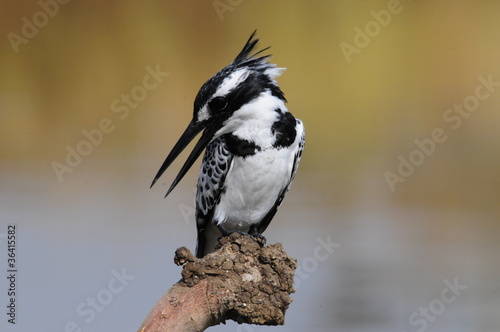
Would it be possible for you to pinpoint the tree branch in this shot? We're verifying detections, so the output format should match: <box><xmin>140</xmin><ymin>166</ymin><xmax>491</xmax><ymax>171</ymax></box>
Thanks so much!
<box><xmin>138</xmin><ymin>233</ymin><xmax>297</xmax><ymax>332</ymax></box>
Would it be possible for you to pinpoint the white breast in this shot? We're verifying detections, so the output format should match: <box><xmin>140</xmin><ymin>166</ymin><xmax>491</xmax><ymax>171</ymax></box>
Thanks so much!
<box><xmin>213</xmin><ymin>147</ymin><xmax>295</xmax><ymax>230</ymax></box>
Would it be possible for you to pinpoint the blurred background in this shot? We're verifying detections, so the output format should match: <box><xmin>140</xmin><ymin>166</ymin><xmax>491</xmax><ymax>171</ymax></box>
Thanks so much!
<box><xmin>1</xmin><ymin>1</ymin><xmax>499</xmax><ymax>331</ymax></box>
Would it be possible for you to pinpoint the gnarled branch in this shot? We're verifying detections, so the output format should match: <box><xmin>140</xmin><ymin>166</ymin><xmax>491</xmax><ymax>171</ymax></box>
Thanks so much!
<box><xmin>138</xmin><ymin>233</ymin><xmax>297</xmax><ymax>332</ymax></box>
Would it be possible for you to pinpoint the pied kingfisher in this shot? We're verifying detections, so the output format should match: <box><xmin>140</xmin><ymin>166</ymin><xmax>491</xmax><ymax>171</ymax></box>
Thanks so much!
<box><xmin>151</xmin><ymin>31</ymin><xmax>305</xmax><ymax>258</ymax></box>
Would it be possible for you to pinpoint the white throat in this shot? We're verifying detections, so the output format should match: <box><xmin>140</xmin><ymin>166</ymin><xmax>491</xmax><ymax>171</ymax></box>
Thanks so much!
<box><xmin>215</xmin><ymin>90</ymin><xmax>287</xmax><ymax>148</ymax></box>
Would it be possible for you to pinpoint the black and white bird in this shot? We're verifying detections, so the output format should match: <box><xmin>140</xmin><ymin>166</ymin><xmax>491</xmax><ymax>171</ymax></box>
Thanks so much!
<box><xmin>151</xmin><ymin>31</ymin><xmax>305</xmax><ymax>258</ymax></box>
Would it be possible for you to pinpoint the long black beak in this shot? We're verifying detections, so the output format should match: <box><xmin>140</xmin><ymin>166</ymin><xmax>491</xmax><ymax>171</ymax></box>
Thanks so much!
<box><xmin>150</xmin><ymin>118</ymin><xmax>222</xmax><ymax>197</ymax></box>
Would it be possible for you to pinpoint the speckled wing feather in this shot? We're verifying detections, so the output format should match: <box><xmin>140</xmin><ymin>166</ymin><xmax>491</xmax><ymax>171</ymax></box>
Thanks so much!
<box><xmin>195</xmin><ymin>137</ymin><xmax>233</xmax><ymax>257</ymax></box>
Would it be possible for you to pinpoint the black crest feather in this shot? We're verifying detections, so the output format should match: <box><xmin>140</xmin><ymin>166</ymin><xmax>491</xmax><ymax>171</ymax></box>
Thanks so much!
<box><xmin>233</xmin><ymin>30</ymin><xmax>272</xmax><ymax>68</ymax></box>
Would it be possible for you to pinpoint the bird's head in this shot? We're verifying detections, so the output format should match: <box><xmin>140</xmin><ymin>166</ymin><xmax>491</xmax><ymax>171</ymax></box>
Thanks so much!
<box><xmin>151</xmin><ymin>31</ymin><xmax>286</xmax><ymax>196</ymax></box>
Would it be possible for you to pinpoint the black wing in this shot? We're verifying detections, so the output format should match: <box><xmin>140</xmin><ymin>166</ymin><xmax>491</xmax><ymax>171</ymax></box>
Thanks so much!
<box><xmin>251</xmin><ymin>120</ymin><xmax>305</xmax><ymax>235</ymax></box>
<box><xmin>195</xmin><ymin>137</ymin><xmax>233</xmax><ymax>257</ymax></box>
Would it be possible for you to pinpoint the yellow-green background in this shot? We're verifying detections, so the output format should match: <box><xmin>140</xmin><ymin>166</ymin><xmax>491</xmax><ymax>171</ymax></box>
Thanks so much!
<box><xmin>1</xmin><ymin>1</ymin><xmax>499</xmax><ymax>331</ymax></box>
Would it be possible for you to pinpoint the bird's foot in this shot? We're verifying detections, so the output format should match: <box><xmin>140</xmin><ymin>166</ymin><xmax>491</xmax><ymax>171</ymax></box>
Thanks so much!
<box><xmin>248</xmin><ymin>232</ymin><xmax>266</xmax><ymax>246</ymax></box>
<box><xmin>217</xmin><ymin>227</ymin><xmax>267</xmax><ymax>247</ymax></box>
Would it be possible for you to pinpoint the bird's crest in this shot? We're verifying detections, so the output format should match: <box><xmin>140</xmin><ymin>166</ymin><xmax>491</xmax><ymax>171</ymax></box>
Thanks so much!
<box><xmin>232</xmin><ymin>30</ymin><xmax>285</xmax><ymax>80</ymax></box>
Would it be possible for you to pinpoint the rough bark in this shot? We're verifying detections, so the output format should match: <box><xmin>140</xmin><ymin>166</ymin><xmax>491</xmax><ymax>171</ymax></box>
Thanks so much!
<box><xmin>138</xmin><ymin>233</ymin><xmax>297</xmax><ymax>332</ymax></box>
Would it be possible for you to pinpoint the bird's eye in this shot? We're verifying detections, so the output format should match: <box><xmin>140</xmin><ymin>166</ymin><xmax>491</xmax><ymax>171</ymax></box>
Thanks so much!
<box><xmin>209</xmin><ymin>96</ymin><xmax>227</xmax><ymax>112</ymax></box>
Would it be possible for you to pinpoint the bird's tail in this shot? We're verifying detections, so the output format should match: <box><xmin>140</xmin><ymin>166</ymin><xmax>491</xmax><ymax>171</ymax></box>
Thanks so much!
<box><xmin>195</xmin><ymin>223</ymin><xmax>222</xmax><ymax>258</ymax></box>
